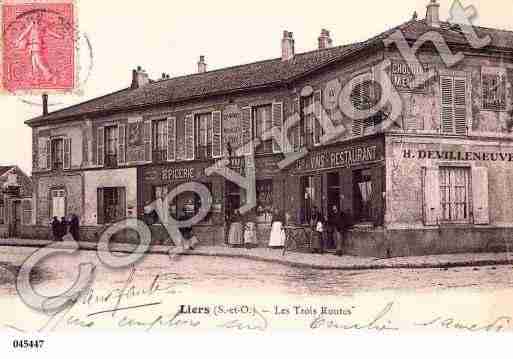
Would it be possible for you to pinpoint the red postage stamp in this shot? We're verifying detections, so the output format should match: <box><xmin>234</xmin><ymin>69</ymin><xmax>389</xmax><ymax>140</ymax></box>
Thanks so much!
<box><xmin>0</xmin><ymin>0</ymin><xmax>77</xmax><ymax>94</ymax></box>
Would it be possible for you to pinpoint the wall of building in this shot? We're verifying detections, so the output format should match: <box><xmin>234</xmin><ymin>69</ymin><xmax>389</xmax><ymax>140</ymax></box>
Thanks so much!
<box><xmin>35</xmin><ymin>172</ymin><xmax>83</xmax><ymax>225</ymax></box>
<box><xmin>83</xmin><ymin>168</ymin><xmax>137</xmax><ymax>225</ymax></box>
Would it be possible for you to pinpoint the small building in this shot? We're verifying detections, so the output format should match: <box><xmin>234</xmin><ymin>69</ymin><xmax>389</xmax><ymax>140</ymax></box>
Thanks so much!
<box><xmin>25</xmin><ymin>1</ymin><xmax>513</xmax><ymax>256</ymax></box>
<box><xmin>0</xmin><ymin>166</ymin><xmax>34</xmax><ymax>238</ymax></box>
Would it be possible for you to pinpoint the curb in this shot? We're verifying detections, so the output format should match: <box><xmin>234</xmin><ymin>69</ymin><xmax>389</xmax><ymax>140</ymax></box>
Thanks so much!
<box><xmin>1</xmin><ymin>240</ymin><xmax>512</xmax><ymax>271</ymax></box>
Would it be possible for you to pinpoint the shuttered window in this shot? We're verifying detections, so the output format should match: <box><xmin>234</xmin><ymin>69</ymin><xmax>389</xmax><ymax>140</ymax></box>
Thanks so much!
<box><xmin>440</xmin><ymin>76</ymin><xmax>467</xmax><ymax>135</ymax></box>
<box><xmin>482</xmin><ymin>71</ymin><xmax>506</xmax><ymax>111</ymax></box>
<box><xmin>284</xmin><ymin>98</ymin><xmax>301</xmax><ymax>153</ymax></box>
<box><xmin>97</xmin><ymin>127</ymin><xmax>105</xmax><ymax>167</ymax></box>
<box><xmin>152</xmin><ymin>119</ymin><xmax>167</xmax><ymax>162</ymax></box>
<box><xmin>212</xmin><ymin>111</ymin><xmax>222</xmax><ymax>158</ymax></box>
<box><xmin>253</xmin><ymin>105</ymin><xmax>272</xmax><ymax>155</ymax></box>
<box><xmin>38</xmin><ymin>138</ymin><xmax>50</xmax><ymax>170</ymax></box>
<box><xmin>300</xmin><ymin>95</ymin><xmax>314</xmax><ymax>147</ymax></box>
<box><xmin>143</xmin><ymin>120</ymin><xmax>152</xmax><ymax>162</ymax></box>
<box><xmin>195</xmin><ymin>113</ymin><xmax>211</xmax><ymax>160</ymax></box>
<box><xmin>51</xmin><ymin>138</ymin><xmax>64</xmax><ymax>170</ymax></box>
<box><xmin>439</xmin><ymin>167</ymin><xmax>470</xmax><ymax>223</ymax></box>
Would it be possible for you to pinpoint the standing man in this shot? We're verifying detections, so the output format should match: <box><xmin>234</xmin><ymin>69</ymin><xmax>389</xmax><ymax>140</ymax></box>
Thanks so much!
<box><xmin>329</xmin><ymin>205</ymin><xmax>350</xmax><ymax>256</ymax></box>
<box><xmin>70</xmin><ymin>214</ymin><xmax>80</xmax><ymax>242</ymax></box>
<box><xmin>51</xmin><ymin>216</ymin><xmax>61</xmax><ymax>241</ymax></box>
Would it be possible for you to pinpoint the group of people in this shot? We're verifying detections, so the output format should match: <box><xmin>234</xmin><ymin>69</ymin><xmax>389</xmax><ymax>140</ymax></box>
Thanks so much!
<box><xmin>51</xmin><ymin>214</ymin><xmax>80</xmax><ymax>241</ymax></box>
<box><xmin>226</xmin><ymin>210</ymin><xmax>259</xmax><ymax>248</ymax></box>
<box><xmin>227</xmin><ymin>205</ymin><xmax>350</xmax><ymax>256</ymax></box>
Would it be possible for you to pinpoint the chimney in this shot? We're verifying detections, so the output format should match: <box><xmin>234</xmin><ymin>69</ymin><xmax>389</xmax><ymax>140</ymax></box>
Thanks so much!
<box><xmin>425</xmin><ymin>0</ymin><xmax>440</xmax><ymax>28</ymax></box>
<box><xmin>318</xmin><ymin>29</ymin><xmax>333</xmax><ymax>49</ymax></box>
<box><xmin>131</xmin><ymin>66</ymin><xmax>150</xmax><ymax>89</ymax></box>
<box><xmin>281</xmin><ymin>30</ymin><xmax>295</xmax><ymax>61</ymax></box>
<box><xmin>42</xmin><ymin>93</ymin><xmax>48</xmax><ymax>116</ymax></box>
<box><xmin>197</xmin><ymin>55</ymin><xmax>207</xmax><ymax>73</ymax></box>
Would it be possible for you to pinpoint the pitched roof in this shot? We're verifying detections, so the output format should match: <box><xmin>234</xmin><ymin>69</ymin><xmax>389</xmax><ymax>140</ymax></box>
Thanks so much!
<box><xmin>0</xmin><ymin>166</ymin><xmax>14</xmax><ymax>177</ymax></box>
<box><xmin>27</xmin><ymin>19</ymin><xmax>513</xmax><ymax>125</ymax></box>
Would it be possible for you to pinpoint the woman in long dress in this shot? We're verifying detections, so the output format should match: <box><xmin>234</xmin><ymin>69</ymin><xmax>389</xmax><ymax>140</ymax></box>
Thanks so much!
<box><xmin>228</xmin><ymin>210</ymin><xmax>243</xmax><ymax>247</ymax></box>
<box><xmin>268</xmin><ymin>209</ymin><xmax>286</xmax><ymax>248</ymax></box>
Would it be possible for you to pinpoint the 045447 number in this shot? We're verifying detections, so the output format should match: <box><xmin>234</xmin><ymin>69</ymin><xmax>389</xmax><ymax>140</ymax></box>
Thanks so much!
<box><xmin>12</xmin><ymin>339</ymin><xmax>45</xmax><ymax>349</ymax></box>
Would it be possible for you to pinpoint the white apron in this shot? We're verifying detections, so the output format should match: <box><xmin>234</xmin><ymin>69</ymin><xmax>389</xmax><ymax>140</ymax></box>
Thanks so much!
<box><xmin>268</xmin><ymin>221</ymin><xmax>286</xmax><ymax>247</ymax></box>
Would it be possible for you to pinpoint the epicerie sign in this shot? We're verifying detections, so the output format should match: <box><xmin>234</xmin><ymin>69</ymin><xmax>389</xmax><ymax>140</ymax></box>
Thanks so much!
<box><xmin>161</xmin><ymin>167</ymin><xmax>195</xmax><ymax>181</ymax></box>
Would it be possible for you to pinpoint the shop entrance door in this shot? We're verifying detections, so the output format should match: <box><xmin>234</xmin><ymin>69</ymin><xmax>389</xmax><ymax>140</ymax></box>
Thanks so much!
<box><xmin>301</xmin><ymin>175</ymin><xmax>323</xmax><ymax>224</ymax></box>
<box><xmin>326</xmin><ymin>172</ymin><xmax>341</xmax><ymax>250</ymax></box>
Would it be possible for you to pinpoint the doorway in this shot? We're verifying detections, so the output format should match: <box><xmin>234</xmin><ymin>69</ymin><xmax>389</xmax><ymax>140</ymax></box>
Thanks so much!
<box><xmin>11</xmin><ymin>201</ymin><xmax>21</xmax><ymax>237</ymax></box>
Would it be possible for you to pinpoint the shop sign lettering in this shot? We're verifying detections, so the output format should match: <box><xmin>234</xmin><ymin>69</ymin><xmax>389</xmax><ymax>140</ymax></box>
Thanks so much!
<box><xmin>391</xmin><ymin>61</ymin><xmax>430</xmax><ymax>92</ymax></box>
<box><xmin>403</xmin><ymin>150</ymin><xmax>513</xmax><ymax>162</ymax></box>
<box><xmin>161</xmin><ymin>167</ymin><xmax>195</xmax><ymax>181</ymax></box>
<box><xmin>296</xmin><ymin>145</ymin><xmax>378</xmax><ymax>171</ymax></box>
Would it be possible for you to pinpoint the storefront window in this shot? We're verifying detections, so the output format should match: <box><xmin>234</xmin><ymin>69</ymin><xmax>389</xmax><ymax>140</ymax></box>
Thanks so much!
<box><xmin>353</xmin><ymin>169</ymin><xmax>373</xmax><ymax>223</ymax></box>
<box><xmin>300</xmin><ymin>176</ymin><xmax>322</xmax><ymax>225</ymax></box>
<box><xmin>256</xmin><ymin>180</ymin><xmax>273</xmax><ymax>223</ymax></box>
<box><xmin>174</xmin><ymin>182</ymin><xmax>212</xmax><ymax>223</ymax></box>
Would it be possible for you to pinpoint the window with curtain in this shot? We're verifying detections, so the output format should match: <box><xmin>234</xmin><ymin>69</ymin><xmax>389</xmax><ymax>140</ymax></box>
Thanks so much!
<box><xmin>51</xmin><ymin>138</ymin><xmax>63</xmax><ymax>169</ymax></box>
<box><xmin>104</xmin><ymin>126</ymin><xmax>118</xmax><ymax>166</ymax></box>
<box><xmin>253</xmin><ymin>105</ymin><xmax>272</xmax><ymax>155</ymax></box>
<box><xmin>152</xmin><ymin>119</ymin><xmax>167</xmax><ymax>162</ymax></box>
<box><xmin>195</xmin><ymin>113</ymin><xmax>211</xmax><ymax>160</ymax></box>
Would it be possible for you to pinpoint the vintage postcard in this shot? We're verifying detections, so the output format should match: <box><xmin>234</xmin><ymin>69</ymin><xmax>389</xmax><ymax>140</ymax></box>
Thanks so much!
<box><xmin>1</xmin><ymin>0</ymin><xmax>513</xmax><ymax>355</ymax></box>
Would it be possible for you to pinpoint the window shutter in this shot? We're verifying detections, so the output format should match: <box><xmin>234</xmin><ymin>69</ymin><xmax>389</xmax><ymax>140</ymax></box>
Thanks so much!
<box><xmin>352</xmin><ymin>119</ymin><xmax>364</xmax><ymax>137</ymax></box>
<box><xmin>472</xmin><ymin>167</ymin><xmax>489</xmax><ymax>225</ymax></box>
<box><xmin>423</xmin><ymin>167</ymin><xmax>441</xmax><ymax>226</ymax></box>
<box><xmin>162</xmin><ymin>119</ymin><xmax>169</xmax><ymax>161</ymax></box>
<box><xmin>454</xmin><ymin>78</ymin><xmax>467</xmax><ymax>135</ymax></box>
<box><xmin>63</xmin><ymin>137</ymin><xmax>71</xmax><ymax>170</ymax></box>
<box><xmin>313</xmin><ymin>90</ymin><xmax>322</xmax><ymax>146</ymax></box>
<box><xmin>167</xmin><ymin>117</ymin><xmax>176</xmax><ymax>162</ymax></box>
<box><xmin>143</xmin><ymin>120</ymin><xmax>152</xmax><ymax>162</ymax></box>
<box><xmin>292</xmin><ymin>97</ymin><xmax>300</xmax><ymax>152</ymax></box>
<box><xmin>440</xmin><ymin>76</ymin><xmax>454</xmax><ymax>134</ymax></box>
<box><xmin>118</xmin><ymin>124</ymin><xmax>126</xmax><ymax>165</ymax></box>
<box><xmin>241</xmin><ymin>107</ymin><xmax>252</xmax><ymax>155</ymax></box>
<box><xmin>97</xmin><ymin>127</ymin><xmax>105</xmax><ymax>167</ymax></box>
<box><xmin>272</xmin><ymin>102</ymin><xmax>283</xmax><ymax>153</ymax></box>
<box><xmin>184</xmin><ymin>114</ymin><xmax>195</xmax><ymax>160</ymax></box>
<box><xmin>38</xmin><ymin>137</ymin><xmax>49</xmax><ymax>170</ymax></box>
<box><xmin>118</xmin><ymin>187</ymin><xmax>127</xmax><ymax>219</ymax></box>
<box><xmin>212</xmin><ymin>111</ymin><xmax>222</xmax><ymax>158</ymax></box>
<box><xmin>97</xmin><ymin>188</ymin><xmax>104</xmax><ymax>225</ymax></box>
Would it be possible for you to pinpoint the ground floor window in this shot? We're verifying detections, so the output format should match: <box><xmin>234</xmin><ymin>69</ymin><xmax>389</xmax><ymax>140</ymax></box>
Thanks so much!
<box><xmin>98</xmin><ymin>187</ymin><xmax>126</xmax><ymax>224</ymax></box>
<box><xmin>51</xmin><ymin>189</ymin><xmax>66</xmax><ymax>219</ymax></box>
<box><xmin>439</xmin><ymin>167</ymin><xmax>470</xmax><ymax>223</ymax></box>
<box><xmin>353</xmin><ymin>169</ymin><xmax>373</xmax><ymax>223</ymax></box>
<box><xmin>22</xmin><ymin>200</ymin><xmax>32</xmax><ymax>225</ymax></box>
<box><xmin>0</xmin><ymin>204</ymin><xmax>4</xmax><ymax>224</ymax></box>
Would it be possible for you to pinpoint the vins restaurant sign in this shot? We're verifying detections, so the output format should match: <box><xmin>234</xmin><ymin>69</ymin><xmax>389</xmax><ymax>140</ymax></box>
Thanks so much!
<box><xmin>295</xmin><ymin>145</ymin><xmax>378</xmax><ymax>172</ymax></box>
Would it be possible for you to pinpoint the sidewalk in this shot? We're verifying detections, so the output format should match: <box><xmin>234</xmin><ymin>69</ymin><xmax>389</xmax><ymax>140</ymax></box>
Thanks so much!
<box><xmin>1</xmin><ymin>237</ymin><xmax>513</xmax><ymax>270</ymax></box>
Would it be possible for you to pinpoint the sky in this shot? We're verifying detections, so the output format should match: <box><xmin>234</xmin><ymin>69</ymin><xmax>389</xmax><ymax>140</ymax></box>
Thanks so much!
<box><xmin>1</xmin><ymin>0</ymin><xmax>512</xmax><ymax>175</ymax></box>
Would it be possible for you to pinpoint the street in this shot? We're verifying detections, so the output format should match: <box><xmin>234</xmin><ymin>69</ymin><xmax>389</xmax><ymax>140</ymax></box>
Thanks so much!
<box><xmin>1</xmin><ymin>245</ymin><xmax>513</xmax><ymax>297</ymax></box>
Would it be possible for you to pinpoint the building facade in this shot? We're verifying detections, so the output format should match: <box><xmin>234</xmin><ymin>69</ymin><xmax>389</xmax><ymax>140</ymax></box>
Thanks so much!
<box><xmin>26</xmin><ymin>1</ymin><xmax>513</xmax><ymax>256</ymax></box>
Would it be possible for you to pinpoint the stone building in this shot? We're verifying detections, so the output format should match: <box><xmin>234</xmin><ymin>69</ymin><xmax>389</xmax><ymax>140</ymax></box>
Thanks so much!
<box><xmin>0</xmin><ymin>166</ymin><xmax>34</xmax><ymax>238</ymax></box>
<box><xmin>25</xmin><ymin>1</ymin><xmax>513</xmax><ymax>256</ymax></box>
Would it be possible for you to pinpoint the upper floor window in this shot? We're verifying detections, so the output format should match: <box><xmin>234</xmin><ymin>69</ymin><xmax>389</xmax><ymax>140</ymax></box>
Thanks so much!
<box><xmin>440</xmin><ymin>76</ymin><xmax>467</xmax><ymax>135</ymax></box>
<box><xmin>152</xmin><ymin>119</ymin><xmax>167</xmax><ymax>162</ymax></box>
<box><xmin>351</xmin><ymin>79</ymin><xmax>382</xmax><ymax>136</ymax></box>
<box><xmin>51</xmin><ymin>138</ymin><xmax>63</xmax><ymax>170</ymax></box>
<box><xmin>253</xmin><ymin>105</ymin><xmax>272</xmax><ymax>155</ymax></box>
<box><xmin>482</xmin><ymin>69</ymin><xmax>506</xmax><ymax>111</ymax></box>
<box><xmin>300</xmin><ymin>95</ymin><xmax>314</xmax><ymax>147</ymax></box>
<box><xmin>195</xmin><ymin>113</ymin><xmax>212</xmax><ymax>160</ymax></box>
<box><xmin>104</xmin><ymin>125</ymin><xmax>118</xmax><ymax>167</ymax></box>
